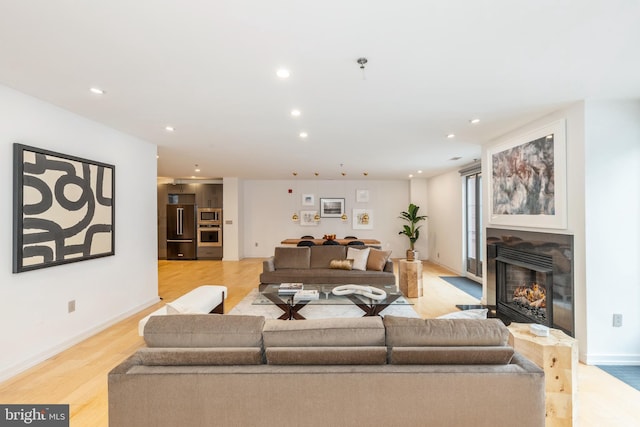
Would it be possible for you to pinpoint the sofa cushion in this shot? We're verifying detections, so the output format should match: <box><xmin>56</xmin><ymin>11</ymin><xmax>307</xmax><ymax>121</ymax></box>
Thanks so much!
<box><xmin>144</xmin><ymin>314</ymin><xmax>265</xmax><ymax>348</ymax></box>
<box><xmin>274</xmin><ymin>247</ymin><xmax>311</xmax><ymax>269</ymax></box>
<box><xmin>266</xmin><ymin>347</ymin><xmax>387</xmax><ymax>365</ymax></box>
<box><xmin>388</xmin><ymin>346</ymin><xmax>515</xmax><ymax>365</ymax></box>
<box><xmin>329</xmin><ymin>259</ymin><xmax>353</xmax><ymax>270</ymax></box>
<box><xmin>310</xmin><ymin>245</ymin><xmax>347</xmax><ymax>268</ymax></box>
<box><xmin>137</xmin><ymin>347</ymin><xmax>263</xmax><ymax>365</ymax></box>
<box><xmin>347</xmin><ymin>246</ymin><xmax>370</xmax><ymax>271</ymax></box>
<box><xmin>263</xmin><ymin>317</ymin><xmax>385</xmax><ymax>347</ymax></box>
<box><xmin>366</xmin><ymin>249</ymin><xmax>392</xmax><ymax>271</ymax></box>
<box><xmin>383</xmin><ymin>316</ymin><xmax>509</xmax><ymax>347</ymax></box>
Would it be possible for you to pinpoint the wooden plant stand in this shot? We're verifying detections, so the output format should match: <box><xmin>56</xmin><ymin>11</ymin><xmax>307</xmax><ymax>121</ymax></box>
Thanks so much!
<box><xmin>398</xmin><ymin>259</ymin><xmax>423</xmax><ymax>298</ymax></box>
<box><xmin>507</xmin><ymin>322</ymin><xmax>578</xmax><ymax>427</ymax></box>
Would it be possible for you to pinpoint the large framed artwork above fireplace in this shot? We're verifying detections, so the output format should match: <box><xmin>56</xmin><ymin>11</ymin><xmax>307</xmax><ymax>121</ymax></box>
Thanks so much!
<box><xmin>486</xmin><ymin>228</ymin><xmax>574</xmax><ymax>337</ymax></box>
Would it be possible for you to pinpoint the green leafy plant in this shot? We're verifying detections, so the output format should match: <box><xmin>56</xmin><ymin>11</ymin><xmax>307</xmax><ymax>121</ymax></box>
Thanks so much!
<box><xmin>398</xmin><ymin>203</ymin><xmax>427</xmax><ymax>250</ymax></box>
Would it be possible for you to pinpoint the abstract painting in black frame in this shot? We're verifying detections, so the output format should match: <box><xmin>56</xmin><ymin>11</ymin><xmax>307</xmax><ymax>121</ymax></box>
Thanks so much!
<box><xmin>13</xmin><ymin>144</ymin><xmax>115</xmax><ymax>273</ymax></box>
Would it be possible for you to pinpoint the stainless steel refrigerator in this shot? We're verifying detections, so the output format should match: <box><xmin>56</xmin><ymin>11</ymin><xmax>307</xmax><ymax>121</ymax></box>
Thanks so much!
<box><xmin>166</xmin><ymin>204</ymin><xmax>196</xmax><ymax>260</ymax></box>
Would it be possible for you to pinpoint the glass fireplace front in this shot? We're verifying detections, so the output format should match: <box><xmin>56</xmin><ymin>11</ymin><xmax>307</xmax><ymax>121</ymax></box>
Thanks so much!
<box><xmin>497</xmin><ymin>259</ymin><xmax>552</xmax><ymax>327</ymax></box>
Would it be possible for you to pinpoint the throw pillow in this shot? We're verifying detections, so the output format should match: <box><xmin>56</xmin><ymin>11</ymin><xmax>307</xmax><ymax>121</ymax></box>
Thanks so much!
<box><xmin>347</xmin><ymin>246</ymin><xmax>370</xmax><ymax>271</ymax></box>
<box><xmin>366</xmin><ymin>248</ymin><xmax>392</xmax><ymax>271</ymax></box>
<box><xmin>329</xmin><ymin>259</ymin><xmax>353</xmax><ymax>270</ymax></box>
<box><xmin>437</xmin><ymin>309</ymin><xmax>488</xmax><ymax>319</ymax></box>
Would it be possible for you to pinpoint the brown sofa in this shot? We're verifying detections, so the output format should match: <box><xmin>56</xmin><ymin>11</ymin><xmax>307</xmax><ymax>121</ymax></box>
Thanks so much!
<box><xmin>108</xmin><ymin>315</ymin><xmax>545</xmax><ymax>427</ymax></box>
<box><xmin>259</xmin><ymin>245</ymin><xmax>395</xmax><ymax>286</ymax></box>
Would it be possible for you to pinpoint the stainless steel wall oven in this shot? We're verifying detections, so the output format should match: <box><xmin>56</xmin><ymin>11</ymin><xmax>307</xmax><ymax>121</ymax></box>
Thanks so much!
<box><xmin>197</xmin><ymin>225</ymin><xmax>222</xmax><ymax>247</ymax></box>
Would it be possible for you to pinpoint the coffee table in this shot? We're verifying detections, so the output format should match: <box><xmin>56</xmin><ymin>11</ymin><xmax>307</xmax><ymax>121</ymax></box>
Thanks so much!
<box><xmin>256</xmin><ymin>284</ymin><xmax>411</xmax><ymax>320</ymax></box>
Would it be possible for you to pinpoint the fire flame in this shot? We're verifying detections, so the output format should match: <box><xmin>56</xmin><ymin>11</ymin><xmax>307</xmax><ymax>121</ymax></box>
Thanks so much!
<box><xmin>513</xmin><ymin>283</ymin><xmax>546</xmax><ymax>309</ymax></box>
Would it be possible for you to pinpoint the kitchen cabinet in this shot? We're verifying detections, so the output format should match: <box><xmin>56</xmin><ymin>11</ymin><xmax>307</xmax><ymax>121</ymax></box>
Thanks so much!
<box><xmin>197</xmin><ymin>246</ymin><xmax>223</xmax><ymax>260</ymax></box>
<box><xmin>196</xmin><ymin>184</ymin><xmax>222</xmax><ymax>208</ymax></box>
<box><xmin>168</xmin><ymin>184</ymin><xmax>197</xmax><ymax>204</ymax></box>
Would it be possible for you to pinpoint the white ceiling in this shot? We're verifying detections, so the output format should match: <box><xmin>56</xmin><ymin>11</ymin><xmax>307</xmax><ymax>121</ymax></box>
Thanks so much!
<box><xmin>1</xmin><ymin>1</ymin><xmax>639</xmax><ymax>180</ymax></box>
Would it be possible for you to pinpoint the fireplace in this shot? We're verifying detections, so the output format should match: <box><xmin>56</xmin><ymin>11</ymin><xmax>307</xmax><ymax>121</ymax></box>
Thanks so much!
<box><xmin>487</xmin><ymin>228</ymin><xmax>574</xmax><ymax>337</ymax></box>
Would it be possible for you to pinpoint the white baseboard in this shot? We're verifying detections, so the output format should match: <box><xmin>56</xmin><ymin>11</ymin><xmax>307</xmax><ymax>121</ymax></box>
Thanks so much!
<box><xmin>584</xmin><ymin>353</ymin><xmax>640</xmax><ymax>365</ymax></box>
<box><xmin>0</xmin><ymin>297</ymin><xmax>160</xmax><ymax>383</ymax></box>
<box><xmin>426</xmin><ymin>258</ymin><xmax>463</xmax><ymax>276</ymax></box>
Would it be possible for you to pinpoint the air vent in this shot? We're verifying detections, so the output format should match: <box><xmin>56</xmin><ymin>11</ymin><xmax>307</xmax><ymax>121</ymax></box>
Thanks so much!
<box><xmin>496</xmin><ymin>247</ymin><xmax>553</xmax><ymax>271</ymax></box>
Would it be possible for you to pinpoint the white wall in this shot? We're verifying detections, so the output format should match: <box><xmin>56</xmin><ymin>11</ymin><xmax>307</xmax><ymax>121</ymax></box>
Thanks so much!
<box><xmin>583</xmin><ymin>99</ymin><xmax>640</xmax><ymax>364</ymax></box>
<box><xmin>426</xmin><ymin>169</ymin><xmax>464</xmax><ymax>275</ymax></box>
<box><xmin>0</xmin><ymin>85</ymin><xmax>158</xmax><ymax>381</ymax></box>
<box><xmin>222</xmin><ymin>177</ymin><xmax>241</xmax><ymax>261</ymax></box>
<box><xmin>409</xmin><ymin>178</ymin><xmax>429</xmax><ymax>259</ymax></box>
<box><xmin>241</xmin><ymin>180</ymin><xmax>410</xmax><ymax>257</ymax></box>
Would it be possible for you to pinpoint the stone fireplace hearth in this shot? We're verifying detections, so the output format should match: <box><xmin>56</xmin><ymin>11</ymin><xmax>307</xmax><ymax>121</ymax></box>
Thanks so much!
<box><xmin>486</xmin><ymin>228</ymin><xmax>574</xmax><ymax>337</ymax></box>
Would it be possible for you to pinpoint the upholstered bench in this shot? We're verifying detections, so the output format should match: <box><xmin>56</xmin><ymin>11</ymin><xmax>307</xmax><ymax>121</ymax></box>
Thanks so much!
<box><xmin>137</xmin><ymin>285</ymin><xmax>227</xmax><ymax>336</ymax></box>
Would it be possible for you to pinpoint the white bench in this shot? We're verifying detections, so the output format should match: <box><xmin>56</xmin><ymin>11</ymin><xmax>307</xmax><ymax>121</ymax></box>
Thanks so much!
<box><xmin>138</xmin><ymin>285</ymin><xmax>227</xmax><ymax>336</ymax></box>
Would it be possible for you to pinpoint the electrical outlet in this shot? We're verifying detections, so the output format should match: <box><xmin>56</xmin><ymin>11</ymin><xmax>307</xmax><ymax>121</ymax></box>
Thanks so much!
<box><xmin>68</xmin><ymin>300</ymin><xmax>76</xmax><ymax>313</ymax></box>
<box><xmin>612</xmin><ymin>313</ymin><xmax>623</xmax><ymax>327</ymax></box>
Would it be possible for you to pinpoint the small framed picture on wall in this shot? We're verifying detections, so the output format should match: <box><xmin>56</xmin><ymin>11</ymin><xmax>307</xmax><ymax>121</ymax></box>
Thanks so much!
<box><xmin>320</xmin><ymin>198</ymin><xmax>345</xmax><ymax>218</ymax></box>
<box><xmin>352</xmin><ymin>209</ymin><xmax>373</xmax><ymax>229</ymax></box>
<box><xmin>300</xmin><ymin>210</ymin><xmax>318</xmax><ymax>226</ymax></box>
<box><xmin>356</xmin><ymin>189</ymin><xmax>369</xmax><ymax>203</ymax></box>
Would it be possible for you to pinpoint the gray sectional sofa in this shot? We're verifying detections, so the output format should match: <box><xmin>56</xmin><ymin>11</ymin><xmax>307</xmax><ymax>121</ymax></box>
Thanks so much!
<box><xmin>259</xmin><ymin>245</ymin><xmax>396</xmax><ymax>286</ymax></box>
<box><xmin>108</xmin><ymin>314</ymin><xmax>545</xmax><ymax>427</ymax></box>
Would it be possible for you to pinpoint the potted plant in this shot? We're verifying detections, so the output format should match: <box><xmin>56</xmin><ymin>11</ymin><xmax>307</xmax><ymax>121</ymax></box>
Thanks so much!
<box><xmin>398</xmin><ymin>203</ymin><xmax>427</xmax><ymax>261</ymax></box>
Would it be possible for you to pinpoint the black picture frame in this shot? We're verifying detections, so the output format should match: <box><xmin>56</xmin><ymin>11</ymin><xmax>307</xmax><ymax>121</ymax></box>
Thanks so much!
<box><xmin>319</xmin><ymin>198</ymin><xmax>345</xmax><ymax>218</ymax></box>
<box><xmin>13</xmin><ymin>143</ymin><xmax>115</xmax><ymax>273</ymax></box>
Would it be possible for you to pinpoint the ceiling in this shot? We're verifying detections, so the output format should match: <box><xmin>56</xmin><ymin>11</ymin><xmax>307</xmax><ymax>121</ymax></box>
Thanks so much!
<box><xmin>1</xmin><ymin>1</ymin><xmax>639</xmax><ymax>180</ymax></box>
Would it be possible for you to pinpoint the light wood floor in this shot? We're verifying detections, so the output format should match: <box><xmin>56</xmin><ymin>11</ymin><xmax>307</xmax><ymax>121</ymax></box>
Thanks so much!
<box><xmin>1</xmin><ymin>259</ymin><xmax>638</xmax><ymax>426</ymax></box>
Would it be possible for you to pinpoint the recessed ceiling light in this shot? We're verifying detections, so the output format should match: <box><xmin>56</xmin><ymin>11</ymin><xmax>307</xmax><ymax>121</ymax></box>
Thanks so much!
<box><xmin>450</xmin><ymin>156</ymin><xmax>462</xmax><ymax>161</ymax></box>
<box><xmin>408</xmin><ymin>174</ymin><xmax>414</xmax><ymax>178</ymax></box>
<box><xmin>89</xmin><ymin>87</ymin><xmax>104</xmax><ymax>95</ymax></box>
<box><xmin>276</xmin><ymin>68</ymin><xmax>290</xmax><ymax>79</ymax></box>
<box><xmin>417</xmin><ymin>170</ymin><xmax>423</xmax><ymax>174</ymax></box>
<box><xmin>290</xmin><ymin>109</ymin><xmax>301</xmax><ymax>117</ymax></box>
<box><xmin>470</xmin><ymin>118</ymin><xmax>480</xmax><ymax>124</ymax></box>
<box><xmin>299</xmin><ymin>132</ymin><xmax>308</xmax><ymax>138</ymax></box>
<box><xmin>165</xmin><ymin>126</ymin><xmax>175</xmax><ymax>132</ymax></box>
<box><xmin>447</xmin><ymin>134</ymin><xmax>455</xmax><ymax>139</ymax></box>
